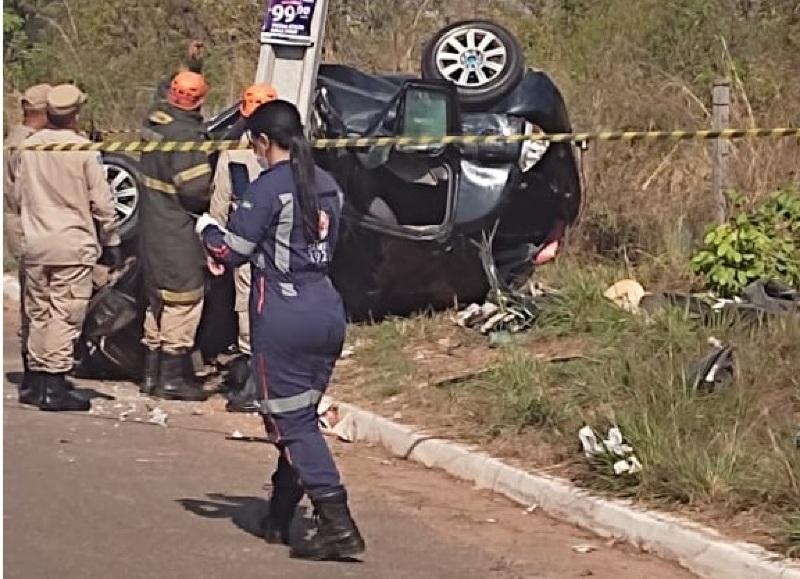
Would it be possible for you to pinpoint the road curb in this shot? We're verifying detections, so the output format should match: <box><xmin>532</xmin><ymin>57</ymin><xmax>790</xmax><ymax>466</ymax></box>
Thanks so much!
<box><xmin>337</xmin><ymin>401</ymin><xmax>800</xmax><ymax>579</ymax></box>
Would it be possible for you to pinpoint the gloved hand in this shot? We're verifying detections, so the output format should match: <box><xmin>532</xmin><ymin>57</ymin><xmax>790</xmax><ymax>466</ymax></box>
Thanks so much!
<box><xmin>98</xmin><ymin>245</ymin><xmax>123</xmax><ymax>269</ymax></box>
<box><xmin>195</xmin><ymin>213</ymin><xmax>219</xmax><ymax>236</ymax></box>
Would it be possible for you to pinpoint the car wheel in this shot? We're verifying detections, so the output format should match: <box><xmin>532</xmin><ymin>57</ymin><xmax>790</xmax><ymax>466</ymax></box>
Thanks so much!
<box><xmin>421</xmin><ymin>20</ymin><xmax>525</xmax><ymax>107</ymax></box>
<box><xmin>103</xmin><ymin>154</ymin><xmax>141</xmax><ymax>243</ymax></box>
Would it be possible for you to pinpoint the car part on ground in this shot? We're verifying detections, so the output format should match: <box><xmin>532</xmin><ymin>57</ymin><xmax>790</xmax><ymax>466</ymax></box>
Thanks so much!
<box><xmin>421</xmin><ymin>20</ymin><xmax>525</xmax><ymax>108</ymax></box>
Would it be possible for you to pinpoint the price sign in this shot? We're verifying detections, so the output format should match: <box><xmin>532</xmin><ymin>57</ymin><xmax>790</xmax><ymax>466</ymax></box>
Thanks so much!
<box><xmin>262</xmin><ymin>0</ymin><xmax>318</xmax><ymax>44</ymax></box>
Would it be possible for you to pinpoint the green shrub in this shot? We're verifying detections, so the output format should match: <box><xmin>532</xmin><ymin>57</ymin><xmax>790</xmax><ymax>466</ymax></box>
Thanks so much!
<box><xmin>691</xmin><ymin>187</ymin><xmax>800</xmax><ymax>297</ymax></box>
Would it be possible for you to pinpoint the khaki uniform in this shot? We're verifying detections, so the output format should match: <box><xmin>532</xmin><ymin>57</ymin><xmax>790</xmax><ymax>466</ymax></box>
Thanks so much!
<box><xmin>4</xmin><ymin>123</ymin><xmax>37</xmax><ymax>351</ymax></box>
<box><xmin>17</xmin><ymin>129</ymin><xmax>120</xmax><ymax>373</ymax></box>
<box><xmin>4</xmin><ymin>124</ymin><xmax>36</xmax><ymax>259</ymax></box>
<box><xmin>210</xmin><ymin>149</ymin><xmax>264</xmax><ymax>355</ymax></box>
<box><xmin>139</xmin><ymin>104</ymin><xmax>212</xmax><ymax>355</ymax></box>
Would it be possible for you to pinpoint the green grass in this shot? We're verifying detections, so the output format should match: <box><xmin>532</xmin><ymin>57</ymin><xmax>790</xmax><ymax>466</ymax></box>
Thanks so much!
<box><xmin>346</xmin><ymin>260</ymin><xmax>800</xmax><ymax>556</ymax></box>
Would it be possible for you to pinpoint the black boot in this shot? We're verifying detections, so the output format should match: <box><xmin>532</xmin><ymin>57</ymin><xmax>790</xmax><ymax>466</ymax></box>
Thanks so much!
<box><xmin>19</xmin><ymin>353</ymin><xmax>36</xmax><ymax>404</ymax></box>
<box><xmin>140</xmin><ymin>349</ymin><xmax>160</xmax><ymax>395</ymax></box>
<box><xmin>226</xmin><ymin>363</ymin><xmax>260</xmax><ymax>413</ymax></box>
<box><xmin>261</xmin><ymin>461</ymin><xmax>305</xmax><ymax>545</ymax></box>
<box><xmin>39</xmin><ymin>373</ymin><xmax>90</xmax><ymax>412</ymax></box>
<box><xmin>19</xmin><ymin>362</ymin><xmax>43</xmax><ymax>406</ymax></box>
<box><xmin>156</xmin><ymin>352</ymin><xmax>207</xmax><ymax>401</ymax></box>
<box><xmin>290</xmin><ymin>488</ymin><xmax>365</xmax><ymax>561</ymax></box>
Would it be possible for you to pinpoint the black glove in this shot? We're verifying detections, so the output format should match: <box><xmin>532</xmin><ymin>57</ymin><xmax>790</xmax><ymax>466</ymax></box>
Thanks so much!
<box><xmin>98</xmin><ymin>245</ymin><xmax>123</xmax><ymax>269</ymax></box>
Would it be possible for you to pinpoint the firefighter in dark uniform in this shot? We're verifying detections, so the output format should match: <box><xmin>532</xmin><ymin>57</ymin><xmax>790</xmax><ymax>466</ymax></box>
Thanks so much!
<box><xmin>196</xmin><ymin>100</ymin><xmax>365</xmax><ymax>561</ymax></box>
<box><xmin>138</xmin><ymin>70</ymin><xmax>212</xmax><ymax>401</ymax></box>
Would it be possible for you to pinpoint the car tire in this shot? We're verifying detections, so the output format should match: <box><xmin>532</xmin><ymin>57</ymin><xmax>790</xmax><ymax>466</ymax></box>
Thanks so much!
<box><xmin>102</xmin><ymin>154</ymin><xmax>141</xmax><ymax>244</ymax></box>
<box><xmin>421</xmin><ymin>20</ymin><xmax>525</xmax><ymax>107</ymax></box>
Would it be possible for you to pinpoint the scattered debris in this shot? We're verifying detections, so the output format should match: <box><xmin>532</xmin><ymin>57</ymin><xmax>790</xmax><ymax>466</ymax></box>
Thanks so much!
<box><xmin>340</xmin><ymin>347</ymin><xmax>355</xmax><ymax>360</ymax></box>
<box><xmin>230</xmin><ymin>430</ymin><xmax>244</xmax><ymax>439</ymax></box>
<box><xmin>571</xmin><ymin>544</ymin><xmax>598</xmax><ymax>554</ymax></box>
<box><xmin>687</xmin><ymin>343</ymin><xmax>735</xmax><ymax>394</ymax></box>
<box><xmin>604</xmin><ymin>279</ymin><xmax>646</xmax><ymax>313</ymax></box>
<box><xmin>579</xmin><ymin>425</ymin><xmax>643</xmax><ymax>476</ymax></box>
<box><xmin>484</xmin><ymin>518</ymin><xmax>498</xmax><ymax>524</ymax></box>
<box><xmin>147</xmin><ymin>407</ymin><xmax>168</xmax><ymax>428</ymax></box>
<box><xmin>318</xmin><ymin>397</ymin><xmax>356</xmax><ymax>442</ymax></box>
<box><xmin>118</xmin><ymin>403</ymin><xmax>137</xmax><ymax>421</ymax></box>
<box><xmin>523</xmin><ymin>504</ymin><xmax>539</xmax><ymax>515</ymax></box>
<box><xmin>392</xmin><ymin>411</ymin><xmax>403</xmax><ymax>420</ymax></box>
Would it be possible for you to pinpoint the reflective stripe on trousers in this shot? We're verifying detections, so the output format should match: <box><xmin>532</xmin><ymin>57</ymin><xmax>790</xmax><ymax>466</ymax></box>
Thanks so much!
<box><xmin>260</xmin><ymin>388</ymin><xmax>322</xmax><ymax>415</ymax></box>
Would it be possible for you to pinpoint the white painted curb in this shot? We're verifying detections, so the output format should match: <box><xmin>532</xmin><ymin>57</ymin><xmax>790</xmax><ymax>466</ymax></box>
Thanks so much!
<box><xmin>4</xmin><ymin>273</ymin><xmax>21</xmax><ymax>303</ymax></box>
<box><xmin>337</xmin><ymin>402</ymin><xmax>800</xmax><ymax>579</ymax></box>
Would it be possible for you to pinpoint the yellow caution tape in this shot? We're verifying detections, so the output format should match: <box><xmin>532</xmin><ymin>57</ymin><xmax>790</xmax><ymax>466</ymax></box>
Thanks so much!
<box><xmin>6</xmin><ymin>127</ymin><xmax>799</xmax><ymax>152</ymax></box>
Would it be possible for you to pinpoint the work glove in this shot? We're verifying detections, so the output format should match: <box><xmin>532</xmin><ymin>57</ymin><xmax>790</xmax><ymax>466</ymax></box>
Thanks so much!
<box><xmin>195</xmin><ymin>213</ymin><xmax>220</xmax><ymax>236</ymax></box>
<box><xmin>98</xmin><ymin>245</ymin><xmax>123</xmax><ymax>270</ymax></box>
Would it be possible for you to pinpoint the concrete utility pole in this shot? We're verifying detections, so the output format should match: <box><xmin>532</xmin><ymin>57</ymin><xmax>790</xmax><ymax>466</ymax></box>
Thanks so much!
<box><xmin>711</xmin><ymin>78</ymin><xmax>731</xmax><ymax>223</ymax></box>
<box><xmin>254</xmin><ymin>0</ymin><xmax>330</xmax><ymax>125</ymax></box>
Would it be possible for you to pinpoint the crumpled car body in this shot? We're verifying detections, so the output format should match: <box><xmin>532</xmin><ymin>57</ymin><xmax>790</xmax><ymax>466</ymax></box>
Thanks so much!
<box><xmin>309</xmin><ymin>64</ymin><xmax>581</xmax><ymax>318</ymax></box>
<box><xmin>82</xmin><ymin>24</ymin><xmax>581</xmax><ymax>377</ymax></box>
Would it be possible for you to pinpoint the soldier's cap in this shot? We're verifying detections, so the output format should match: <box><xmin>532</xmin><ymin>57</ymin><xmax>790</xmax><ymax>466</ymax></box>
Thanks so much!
<box><xmin>47</xmin><ymin>84</ymin><xmax>87</xmax><ymax>116</ymax></box>
<box><xmin>21</xmin><ymin>84</ymin><xmax>53</xmax><ymax>111</ymax></box>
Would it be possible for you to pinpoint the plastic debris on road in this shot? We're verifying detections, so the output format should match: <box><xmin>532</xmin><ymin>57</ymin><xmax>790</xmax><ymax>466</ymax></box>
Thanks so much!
<box><xmin>572</xmin><ymin>544</ymin><xmax>598</xmax><ymax>554</ymax></box>
<box><xmin>318</xmin><ymin>396</ymin><xmax>356</xmax><ymax>442</ymax></box>
<box><xmin>147</xmin><ymin>407</ymin><xmax>168</xmax><ymax>427</ymax></box>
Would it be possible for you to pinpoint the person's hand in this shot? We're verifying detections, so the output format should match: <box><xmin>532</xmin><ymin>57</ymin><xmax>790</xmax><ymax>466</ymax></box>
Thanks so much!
<box><xmin>207</xmin><ymin>256</ymin><xmax>225</xmax><ymax>276</ymax></box>
<box><xmin>188</xmin><ymin>40</ymin><xmax>204</xmax><ymax>59</ymax></box>
<box><xmin>187</xmin><ymin>39</ymin><xmax>204</xmax><ymax>72</ymax></box>
<box><xmin>98</xmin><ymin>245</ymin><xmax>123</xmax><ymax>269</ymax></box>
<box><xmin>195</xmin><ymin>213</ymin><xmax>219</xmax><ymax>236</ymax></box>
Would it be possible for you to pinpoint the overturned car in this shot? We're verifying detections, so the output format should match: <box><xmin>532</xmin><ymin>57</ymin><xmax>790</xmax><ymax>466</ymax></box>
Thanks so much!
<box><xmin>84</xmin><ymin>20</ymin><xmax>581</xmax><ymax>378</ymax></box>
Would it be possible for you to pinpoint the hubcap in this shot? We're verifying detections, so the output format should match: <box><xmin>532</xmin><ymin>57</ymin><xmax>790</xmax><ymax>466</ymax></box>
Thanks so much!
<box><xmin>435</xmin><ymin>27</ymin><xmax>508</xmax><ymax>88</ymax></box>
<box><xmin>104</xmin><ymin>162</ymin><xmax>138</xmax><ymax>227</ymax></box>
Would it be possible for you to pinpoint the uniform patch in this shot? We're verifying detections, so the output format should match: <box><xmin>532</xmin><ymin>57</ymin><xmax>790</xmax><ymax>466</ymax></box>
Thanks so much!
<box><xmin>148</xmin><ymin>110</ymin><xmax>174</xmax><ymax>125</ymax></box>
<box><xmin>318</xmin><ymin>210</ymin><xmax>330</xmax><ymax>240</ymax></box>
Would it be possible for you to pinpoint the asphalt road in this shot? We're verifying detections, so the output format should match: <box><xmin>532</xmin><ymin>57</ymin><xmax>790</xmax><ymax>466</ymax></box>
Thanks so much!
<box><xmin>3</xmin><ymin>307</ymin><xmax>693</xmax><ymax>578</ymax></box>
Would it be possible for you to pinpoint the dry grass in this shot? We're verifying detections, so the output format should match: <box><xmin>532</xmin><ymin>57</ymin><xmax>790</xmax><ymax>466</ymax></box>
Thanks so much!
<box><xmin>334</xmin><ymin>260</ymin><xmax>800</xmax><ymax>556</ymax></box>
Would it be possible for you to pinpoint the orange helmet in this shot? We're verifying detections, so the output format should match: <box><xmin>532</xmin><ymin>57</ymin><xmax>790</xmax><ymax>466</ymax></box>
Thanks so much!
<box><xmin>168</xmin><ymin>71</ymin><xmax>208</xmax><ymax>111</ymax></box>
<box><xmin>240</xmin><ymin>83</ymin><xmax>278</xmax><ymax>118</ymax></box>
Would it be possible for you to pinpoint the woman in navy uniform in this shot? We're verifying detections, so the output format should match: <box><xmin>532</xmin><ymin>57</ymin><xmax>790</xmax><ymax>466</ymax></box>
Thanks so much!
<box><xmin>196</xmin><ymin>100</ymin><xmax>364</xmax><ymax>561</ymax></box>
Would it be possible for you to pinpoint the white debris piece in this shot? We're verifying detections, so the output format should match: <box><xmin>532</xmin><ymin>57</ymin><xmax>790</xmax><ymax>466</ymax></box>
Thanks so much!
<box><xmin>603</xmin><ymin>426</ymin><xmax>633</xmax><ymax>456</ymax></box>
<box><xmin>523</xmin><ymin>504</ymin><xmax>539</xmax><ymax>514</ymax></box>
<box><xmin>603</xmin><ymin>279</ymin><xmax>645</xmax><ymax>313</ymax></box>
<box><xmin>579</xmin><ymin>425</ymin><xmax>643</xmax><ymax>475</ymax></box>
<box><xmin>318</xmin><ymin>397</ymin><xmax>356</xmax><ymax>442</ymax></box>
<box><xmin>571</xmin><ymin>544</ymin><xmax>598</xmax><ymax>554</ymax></box>
<box><xmin>148</xmin><ymin>407</ymin><xmax>168</xmax><ymax>427</ymax></box>
<box><xmin>118</xmin><ymin>403</ymin><xmax>137</xmax><ymax>421</ymax></box>
<box><xmin>230</xmin><ymin>430</ymin><xmax>244</xmax><ymax>439</ymax></box>
<box><xmin>578</xmin><ymin>426</ymin><xmax>604</xmax><ymax>457</ymax></box>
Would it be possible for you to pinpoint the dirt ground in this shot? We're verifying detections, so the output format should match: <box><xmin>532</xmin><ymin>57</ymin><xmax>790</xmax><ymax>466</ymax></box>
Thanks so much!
<box><xmin>2</xmin><ymin>304</ymin><xmax>693</xmax><ymax>578</ymax></box>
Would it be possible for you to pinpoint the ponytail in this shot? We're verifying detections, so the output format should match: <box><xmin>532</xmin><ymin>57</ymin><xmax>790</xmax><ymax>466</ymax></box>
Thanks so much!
<box><xmin>289</xmin><ymin>135</ymin><xmax>320</xmax><ymax>243</ymax></box>
<box><xmin>245</xmin><ymin>99</ymin><xmax>321</xmax><ymax>243</ymax></box>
